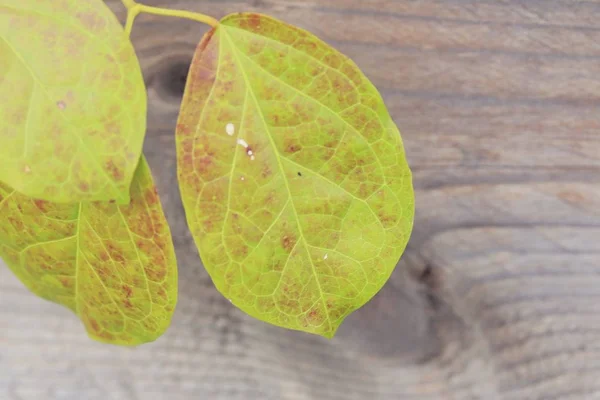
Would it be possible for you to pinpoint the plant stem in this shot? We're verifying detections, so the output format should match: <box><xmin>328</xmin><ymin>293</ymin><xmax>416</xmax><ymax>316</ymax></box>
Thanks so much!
<box><xmin>140</xmin><ymin>4</ymin><xmax>219</xmax><ymax>27</ymax></box>
<box><xmin>120</xmin><ymin>0</ymin><xmax>219</xmax><ymax>37</ymax></box>
<box><xmin>124</xmin><ymin>5</ymin><xmax>140</xmax><ymax>36</ymax></box>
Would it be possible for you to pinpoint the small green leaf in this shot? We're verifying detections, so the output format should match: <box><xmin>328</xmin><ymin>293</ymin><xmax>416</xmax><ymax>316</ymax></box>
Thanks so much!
<box><xmin>0</xmin><ymin>0</ymin><xmax>147</xmax><ymax>203</ymax></box>
<box><xmin>176</xmin><ymin>13</ymin><xmax>414</xmax><ymax>337</ymax></box>
<box><xmin>0</xmin><ymin>157</ymin><xmax>177</xmax><ymax>345</ymax></box>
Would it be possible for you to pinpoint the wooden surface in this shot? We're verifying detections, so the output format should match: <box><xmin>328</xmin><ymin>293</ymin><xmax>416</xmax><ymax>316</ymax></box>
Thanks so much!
<box><xmin>2</xmin><ymin>0</ymin><xmax>600</xmax><ymax>399</ymax></box>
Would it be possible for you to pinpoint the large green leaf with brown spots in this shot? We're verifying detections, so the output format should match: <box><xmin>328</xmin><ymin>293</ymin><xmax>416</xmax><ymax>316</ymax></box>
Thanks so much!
<box><xmin>0</xmin><ymin>0</ymin><xmax>146</xmax><ymax>203</ymax></box>
<box><xmin>176</xmin><ymin>13</ymin><xmax>414</xmax><ymax>338</ymax></box>
<box><xmin>0</xmin><ymin>157</ymin><xmax>177</xmax><ymax>345</ymax></box>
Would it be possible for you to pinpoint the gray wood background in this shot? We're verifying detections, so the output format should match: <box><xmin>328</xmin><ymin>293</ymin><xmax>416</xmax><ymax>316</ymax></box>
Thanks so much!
<box><xmin>2</xmin><ymin>0</ymin><xmax>600</xmax><ymax>399</ymax></box>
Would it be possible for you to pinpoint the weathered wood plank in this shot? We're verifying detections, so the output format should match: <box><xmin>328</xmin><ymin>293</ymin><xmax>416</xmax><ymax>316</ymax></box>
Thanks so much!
<box><xmin>2</xmin><ymin>0</ymin><xmax>599</xmax><ymax>399</ymax></box>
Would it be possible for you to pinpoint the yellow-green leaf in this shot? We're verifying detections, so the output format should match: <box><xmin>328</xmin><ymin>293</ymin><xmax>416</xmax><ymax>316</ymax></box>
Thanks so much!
<box><xmin>176</xmin><ymin>13</ymin><xmax>414</xmax><ymax>338</ymax></box>
<box><xmin>0</xmin><ymin>157</ymin><xmax>177</xmax><ymax>345</ymax></box>
<box><xmin>0</xmin><ymin>0</ymin><xmax>146</xmax><ymax>203</ymax></box>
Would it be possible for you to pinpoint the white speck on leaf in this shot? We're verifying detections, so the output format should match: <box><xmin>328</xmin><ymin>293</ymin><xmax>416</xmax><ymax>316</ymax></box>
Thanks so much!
<box><xmin>247</xmin><ymin>150</ymin><xmax>253</xmax><ymax>156</ymax></box>
<box><xmin>226</xmin><ymin>123</ymin><xmax>235</xmax><ymax>136</ymax></box>
<box><xmin>324</xmin><ymin>253</ymin><xmax>328</xmax><ymax>260</ymax></box>
<box><xmin>241</xmin><ymin>176</ymin><xmax>245</xmax><ymax>181</ymax></box>
<box><xmin>237</xmin><ymin>138</ymin><xmax>249</xmax><ymax>148</ymax></box>
<box><xmin>24</xmin><ymin>165</ymin><xmax>31</xmax><ymax>173</ymax></box>
<box><xmin>250</xmin><ymin>155</ymin><xmax>255</xmax><ymax>161</ymax></box>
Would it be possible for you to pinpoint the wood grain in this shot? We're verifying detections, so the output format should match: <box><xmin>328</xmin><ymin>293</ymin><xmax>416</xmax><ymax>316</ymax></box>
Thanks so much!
<box><xmin>2</xmin><ymin>0</ymin><xmax>599</xmax><ymax>399</ymax></box>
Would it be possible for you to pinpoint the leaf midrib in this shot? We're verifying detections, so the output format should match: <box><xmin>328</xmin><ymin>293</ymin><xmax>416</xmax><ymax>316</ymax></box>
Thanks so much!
<box><xmin>222</xmin><ymin>28</ymin><xmax>333</xmax><ymax>332</ymax></box>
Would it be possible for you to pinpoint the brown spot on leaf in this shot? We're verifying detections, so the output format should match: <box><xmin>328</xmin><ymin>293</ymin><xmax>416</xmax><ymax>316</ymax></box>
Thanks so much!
<box><xmin>59</xmin><ymin>277</ymin><xmax>72</xmax><ymax>289</ymax></box>
<box><xmin>156</xmin><ymin>286</ymin><xmax>168</xmax><ymax>302</ymax></box>
<box><xmin>277</xmin><ymin>297</ymin><xmax>300</xmax><ymax>314</ymax></box>
<box><xmin>301</xmin><ymin>306</ymin><xmax>326</xmax><ymax>327</ymax></box>
<box><xmin>221</xmin><ymin>80</ymin><xmax>234</xmax><ymax>93</ymax></box>
<box><xmin>98</xmin><ymin>331</ymin><xmax>115</xmax><ymax>341</ymax></box>
<box><xmin>103</xmin><ymin>120</ymin><xmax>120</xmax><ymax>137</ymax></box>
<box><xmin>296</xmin><ymin>39</ymin><xmax>317</xmax><ymax>52</ymax></box>
<box><xmin>177</xmin><ymin>123</ymin><xmax>191</xmax><ymax>136</ymax></box>
<box><xmin>286</xmin><ymin>144</ymin><xmax>301</xmax><ymax>153</ymax></box>
<box><xmin>106</xmin><ymin>243</ymin><xmax>125</xmax><ymax>263</ymax></box>
<box><xmin>194</xmin><ymin>156</ymin><xmax>213</xmax><ymax>174</ymax></box>
<box><xmin>307</xmin><ymin>64</ymin><xmax>323</xmax><ymax>77</ymax></box>
<box><xmin>264</xmin><ymin>191</ymin><xmax>275</xmax><ymax>206</ymax></box>
<box><xmin>146</xmin><ymin>252</ymin><xmax>168</xmax><ymax>281</ymax></box>
<box><xmin>323</xmin><ymin>52</ymin><xmax>345</xmax><ymax>69</ymax></box>
<box><xmin>358</xmin><ymin>183</ymin><xmax>370</xmax><ymax>198</ymax></box>
<box><xmin>133</xmin><ymin>276</ymin><xmax>144</xmax><ymax>287</ymax></box>
<box><xmin>76</xmin><ymin>11</ymin><xmax>104</xmax><ymax>30</ymax></box>
<box><xmin>233</xmin><ymin>244</ymin><xmax>248</xmax><ymax>259</ymax></box>
<box><xmin>247</xmin><ymin>37</ymin><xmax>265</xmax><ymax>56</ymax></box>
<box><xmin>261</xmin><ymin>164</ymin><xmax>272</xmax><ymax>178</ymax></box>
<box><xmin>198</xmin><ymin>27</ymin><xmax>216</xmax><ymax>52</ymax></box>
<box><xmin>242</xmin><ymin>13</ymin><xmax>263</xmax><ymax>31</ymax></box>
<box><xmin>8</xmin><ymin>216</ymin><xmax>24</xmax><ymax>230</ymax></box>
<box><xmin>145</xmin><ymin>187</ymin><xmax>159</xmax><ymax>206</ymax></box>
<box><xmin>96</xmin><ymin>265</ymin><xmax>110</xmax><ymax>278</ymax></box>
<box><xmin>89</xmin><ymin>318</ymin><xmax>100</xmax><ymax>332</ymax></box>
<box><xmin>281</xmin><ymin>234</ymin><xmax>296</xmax><ymax>252</ymax></box>
<box><xmin>105</xmin><ymin>160</ymin><xmax>124</xmax><ymax>181</ymax></box>
<box><xmin>272</xmin><ymin>259</ymin><xmax>284</xmax><ymax>272</ymax></box>
<box><xmin>123</xmin><ymin>285</ymin><xmax>133</xmax><ymax>298</ymax></box>
<box><xmin>33</xmin><ymin>199</ymin><xmax>48</xmax><ymax>212</ymax></box>
<box><xmin>181</xmin><ymin>152</ymin><xmax>193</xmax><ymax>168</ymax></box>
<box><xmin>379</xmin><ymin>212</ymin><xmax>398</xmax><ymax>226</ymax></box>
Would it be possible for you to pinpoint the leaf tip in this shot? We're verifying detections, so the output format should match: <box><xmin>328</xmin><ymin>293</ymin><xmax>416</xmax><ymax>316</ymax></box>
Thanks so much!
<box><xmin>319</xmin><ymin>331</ymin><xmax>337</xmax><ymax>340</ymax></box>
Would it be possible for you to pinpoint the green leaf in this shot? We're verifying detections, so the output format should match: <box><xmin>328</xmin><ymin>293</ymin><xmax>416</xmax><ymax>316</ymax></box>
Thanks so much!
<box><xmin>176</xmin><ymin>13</ymin><xmax>414</xmax><ymax>338</ymax></box>
<box><xmin>0</xmin><ymin>157</ymin><xmax>177</xmax><ymax>345</ymax></box>
<box><xmin>0</xmin><ymin>0</ymin><xmax>147</xmax><ymax>203</ymax></box>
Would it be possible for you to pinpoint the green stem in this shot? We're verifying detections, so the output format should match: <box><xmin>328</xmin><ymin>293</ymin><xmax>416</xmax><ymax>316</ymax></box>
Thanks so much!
<box><xmin>123</xmin><ymin>5</ymin><xmax>140</xmax><ymax>36</ymax></box>
<box><xmin>120</xmin><ymin>0</ymin><xmax>219</xmax><ymax>37</ymax></box>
